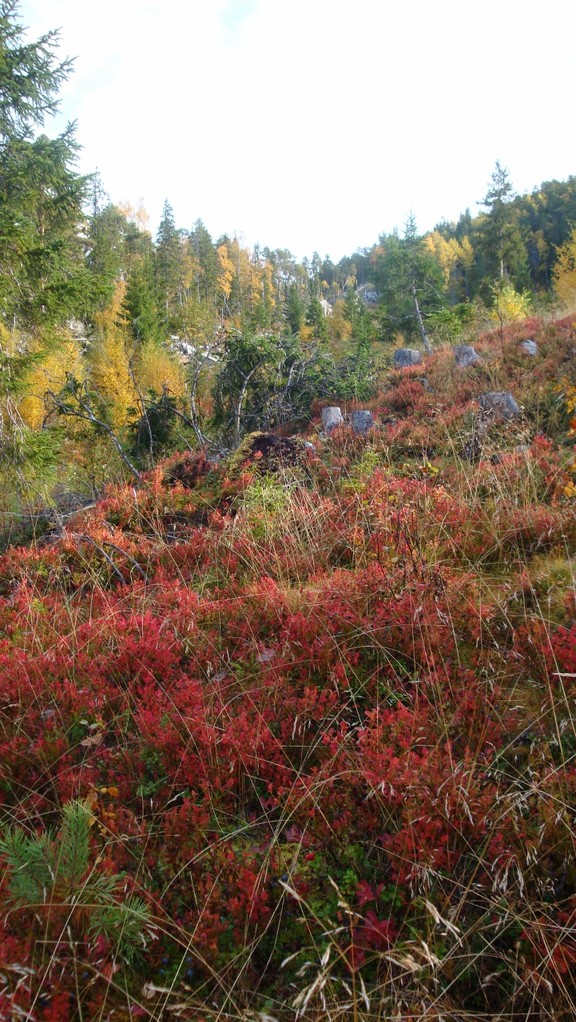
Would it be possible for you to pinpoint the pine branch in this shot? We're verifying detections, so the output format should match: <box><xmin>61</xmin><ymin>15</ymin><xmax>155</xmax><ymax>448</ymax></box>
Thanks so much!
<box><xmin>57</xmin><ymin>798</ymin><xmax>91</xmax><ymax>889</ymax></box>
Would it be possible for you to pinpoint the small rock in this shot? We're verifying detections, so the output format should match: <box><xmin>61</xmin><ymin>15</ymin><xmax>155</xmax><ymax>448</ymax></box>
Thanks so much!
<box><xmin>520</xmin><ymin>339</ymin><xmax>538</xmax><ymax>356</ymax></box>
<box><xmin>349</xmin><ymin>410</ymin><xmax>374</xmax><ymax>434</ymax></box>
<box><xmin>478</xmin><ymin>392</ymin><xmax>521</xmax><ymax>420</ymax></box>
<box><xmin>454</xmin><ymin>344</ymin><xmax>481</xmax><ymax>368</ymax></box>
<box><xmin>394</xmin><ymin>348</ymin><xmax>422</xmax><ymax>367</ymax></box>
<box><xmin>321</xmin><ymin>406</ymin><xmax>344</xmax><ymax>432</ymax></box>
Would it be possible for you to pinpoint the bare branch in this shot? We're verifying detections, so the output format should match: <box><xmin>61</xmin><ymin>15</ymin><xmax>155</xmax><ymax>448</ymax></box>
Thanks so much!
<box><xmin>44</xmin><ymin>375</ymin><xmax>142</xmax><ymax>482</ymax></box>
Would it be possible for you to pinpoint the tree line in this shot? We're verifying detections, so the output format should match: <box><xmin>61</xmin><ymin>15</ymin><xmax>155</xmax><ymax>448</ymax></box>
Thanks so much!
<box><xmin>2</xmin><ymin>0</ymin><xmax>576</xmax><ymax>493</ymax></box>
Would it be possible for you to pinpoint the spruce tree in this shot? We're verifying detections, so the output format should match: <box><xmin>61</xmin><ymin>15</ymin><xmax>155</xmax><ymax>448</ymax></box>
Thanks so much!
<box><xmin>86</xmin><ymin>198</ymin><xmax>130</xmax><ymax>309</ymax></box>
<box><xmin>0</xmin><ymin>2</ymin><xmax>93</xmax><ymax>490</ymax></box>
<box><xmin>123</xmin><ymin>260</ymin><xmax>163</xmax><ymax>346</ymax></box>
<box><xmin>156</xmin><ymin>199</ymin><xmax>188</xmax><ymax>325</ymax></box>
<box><xmin>372</xmin><ymin>217</ymin><xmax>443</xmax><ymax>349</ymax></box>
<box><xmin>0</xmin><ymin>0</ymin><xmax>72</xmax><ymax>142</ymax></box>
<box><xmin>189</xmin><ymin>219</ymin><xmax>219</xmax><ymax>304</ymax></box>
<box><xmin>286</xmin><ymin>282</ymin><xmax>304</xmax><ymax>335</ymax></box>
<box><xmin>477</xmin><ymin>161</ymin><xmax>529</xmax><ymax>291</ymax></box>
<box><xmin>0</xmin><ymin>1</ymin><xmax>91</xmax><ymax>329</ymax></box>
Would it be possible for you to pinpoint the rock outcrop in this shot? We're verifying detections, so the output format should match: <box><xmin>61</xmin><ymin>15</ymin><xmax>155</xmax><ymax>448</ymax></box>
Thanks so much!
<box><xmin>394</xmin><ymin>348</ymin><xmax>422</xmax><ymax>367</ymax></box>
<box><xmin>321</xmin><ymin>406</ymin><xmax>344</xmax><ymax>432</ymax></box>
<box><xmin>478</xmin><ymin>392</ymin><xmax>521</xmax><ymax>420</ymax></box>
<box><xmin>454</xmin><ymin>344</ymin><xmax>481</xmax><ymax>368</ymax></box>
<box><xmin>349</xmin><ymin>410</ymin><xmax>374</xmax><ymax>434</ymax></box>
<box><xmin>520</xmin><ymin>339</ymin><xmax>538</xmax><ymax>356</ymax></box>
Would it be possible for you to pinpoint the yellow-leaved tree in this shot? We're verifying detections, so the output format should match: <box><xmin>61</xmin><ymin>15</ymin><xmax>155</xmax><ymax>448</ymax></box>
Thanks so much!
<box><xmin>19</xmin><ymin>331</ymin><xmax>83</xmax><ymax>429</ymax></box>
<box><xmin>86</xmin><ymin>279</ymin><xmax>138</xmax><ymax>427</ymax></box>
<box><xmin>552</xmin><ymin>227</ymin><xmax>576</xmax><ymax>307</ymax></box>
<box><xmin>217</xmin><ymin>243</ymin><xmax>234</xmax><ymax>316</ymax></box>
<box><xmin>326</xmin><ymin>299</ymin><xmax>353</xmax><ymax>351</ymax></box>
<box><xmin>490</xmin><ymin>281</ymin><xmax>531</xmax><ymax>324</ymax></box>
<box><xmin>425</xmin><ymin>231</ymin><xmax>474</xmax><ymax>299</ymax></box>
<box><xmin>133</xmin><ymin>341</ymin><xmax>187</xmax><ymax>406</ymax></box>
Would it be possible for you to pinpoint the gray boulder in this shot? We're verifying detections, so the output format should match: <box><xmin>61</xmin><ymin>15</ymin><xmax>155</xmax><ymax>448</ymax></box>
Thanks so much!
<box><xmin>454</xmin><ymin>344</ymin><xmax>481</xmax><ymax>368</ymax></box>
<box><xmin>349</xmin><ymin>410</ymin><xmax>374</xmax><ymax>435</ymax></box>
<box><xmin>321</xmin><ymin>406</ymin><xmax>344</xmax><ymax>432</ymax></box>
<box><xmin>394</xmin><ymin>348</ymin><xmax>422</xmax><ymax>367</ymax></box>
<box><xmin>520</xmin><ymin>339</ymin><xmax>538</xmax><ymax>356</ymax></box>
<box><xmin>478</xmin><ymin>392</ymin><xmax>521</xmax><ymax>420</ymax></box>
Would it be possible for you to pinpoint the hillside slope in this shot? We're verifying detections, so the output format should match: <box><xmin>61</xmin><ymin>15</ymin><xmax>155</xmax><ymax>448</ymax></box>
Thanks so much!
<box><xmin>0</xmin><ymin>316</ymin><xmax>575</xmax><ymax>1021</ymax></box>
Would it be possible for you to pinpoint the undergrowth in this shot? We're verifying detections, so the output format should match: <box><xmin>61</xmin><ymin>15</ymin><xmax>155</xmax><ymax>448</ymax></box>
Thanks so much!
<box><xmin>0</xmin><ymin>315</ymin><xmax>575</xmax><ymax>1020</ymax></box>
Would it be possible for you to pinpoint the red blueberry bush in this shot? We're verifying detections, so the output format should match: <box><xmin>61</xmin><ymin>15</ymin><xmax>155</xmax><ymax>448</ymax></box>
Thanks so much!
<box><xmin>1</xmin><ymin>318</ymin><xmax>576</xmax><ymax>1019</ymax></box>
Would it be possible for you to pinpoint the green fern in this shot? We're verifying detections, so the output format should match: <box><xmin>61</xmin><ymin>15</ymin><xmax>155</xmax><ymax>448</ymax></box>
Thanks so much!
<box><xmin>0</xmin><ymin>800</ymin><xmax>154</xmax><ymax>961</ymax></box>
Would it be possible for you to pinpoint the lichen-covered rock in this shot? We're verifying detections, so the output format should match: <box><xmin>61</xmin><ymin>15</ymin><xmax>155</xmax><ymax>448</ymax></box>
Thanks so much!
<box><xmin>454</xmin><ymin>344</ymin><xmax>481</xmax><ymax>368</ymax></box>
<box><xmin>478</xmin><ymin>391</ymin><xmax>521</xmax><ymax>420</ymax></box>
<box><xmin>349</xmin><ymin>410</ymin><xmax>374</xmax><ymax>434</ymax></box>
<box><xmin>321</xmin><ymin>406</ymin><xmax>344</xmax><ymax>432</ymax></box>
<box><xmin>520</xmin><ymin>339</ymin><xmax>538</xmax><ymax>356</ymax></box>
<box><xmin>394</xmin><ymin>348</ymin><xmax>422</xmax><ymax>367</ymax></box>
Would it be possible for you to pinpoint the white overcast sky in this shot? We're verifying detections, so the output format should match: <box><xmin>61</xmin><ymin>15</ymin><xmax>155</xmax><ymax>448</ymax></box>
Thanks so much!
<box><xmin>17</xmin><ymin>0</ymin><xmax>576</xmax><ymax>261</ymax></box>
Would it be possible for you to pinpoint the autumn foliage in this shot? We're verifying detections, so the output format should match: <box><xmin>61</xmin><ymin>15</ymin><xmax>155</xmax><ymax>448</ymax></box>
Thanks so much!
<box><xmin>0</xmin><ymin>316</ymin><xmax>576</xmax><ymax>1020</ymax></box>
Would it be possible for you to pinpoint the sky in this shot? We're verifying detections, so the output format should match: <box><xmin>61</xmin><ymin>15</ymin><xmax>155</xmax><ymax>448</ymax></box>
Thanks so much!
<box><xmin>17</xmin><ymin>0</ymin><xmax>576</xmax><ymax>262</ymax></box>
